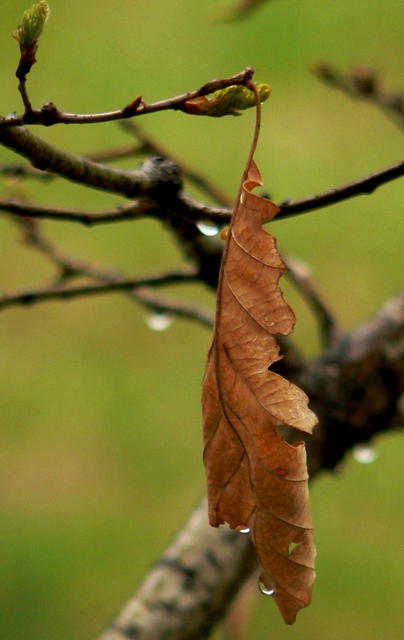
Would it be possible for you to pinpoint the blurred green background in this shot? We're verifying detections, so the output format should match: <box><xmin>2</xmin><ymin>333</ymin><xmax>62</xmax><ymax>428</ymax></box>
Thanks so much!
<box><xmin>0</xmin><ymin>1</ymin><xmax>403</xmax><ymax>638</ymax></box>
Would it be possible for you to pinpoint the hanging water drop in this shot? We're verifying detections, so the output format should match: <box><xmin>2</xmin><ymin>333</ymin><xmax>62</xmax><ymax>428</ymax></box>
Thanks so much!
<box><xmin>145</xmin><ymin>311</ymin><xmax>173</xmax><ymax>332</ymax></box>
<box><xmin>236</xmin><ymin>525</ymin><xmax>250</xmax><ymax>534</ymax></box>
<box><xmin>352</xmin><ymin>443</ymin><xmax>378</xmax><ymax>464</ymax></box>
<box><xmin>258</xmin><ymin>579</ymin><xmax>274</xmax><ymax>596</ymax></box>
<box><xmin>196</xmin><ymin>221</ymin><xmax>220</xmax><ymax>236</ymax></box>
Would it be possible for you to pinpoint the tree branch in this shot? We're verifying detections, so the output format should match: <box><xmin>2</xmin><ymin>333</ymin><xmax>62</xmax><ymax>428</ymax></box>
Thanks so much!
<box><xmin>0</xmin><ymin>68</ymin><xmax>255</xmax><ymax>130</ymax></box>
<box><xmin>3</xmin><ymin>217</ymin><xmax>211</xmax><ymax>327</ymax></box>
<box><xmin>132</xmin><ymin>288</ymin><xmax>214</xmax><ymax>329</ymax></box>
<box><xmin>100</xmin><ymin>498</ymin><xmax>257</xmax><ymax>640</ymax></box>
<box><xmin>0</xmin><ymin>162</ymin><xmax>53</xmax><ymax>180</ymax></box>
<box><xmin>0</xmin><ymin>196</ymin><xmax>157</xmax><ymax>225</ymax></box>
<box><xmin>0</xmin><ymin>269</ymin><xmax>197</xmax><ymax>311</ymax></box>
<box><xmin>283</xmin><ymin>254</ymin><xmax>338</xmax><ymax>348</ymax></box>
<box><xmin>118</xmin><ymin>122</ymin><xmax>233</xmax><ymax>206</ymax></box>
<box><xmin>98</xmin><ymin>289</ymin><xmax>404</xmax><ymax>640</ymax></box>
<box><xmin>312</xmin><ymin>63</ymin><xmax>404</xmax><ymax>131</ymax></box>
<box><xmin>276</xmin><ymin>158</ymin><xmax>404</xmax><ymax>219</ymax></box>
<box><xmin>176</xmin><ymin>158</ymin><xmax>404</xmax><ymax>229</ymax></box>
<box><xmin>0</xmin><ymin>127</ymin><xmax>182</xmax><ymax>200</ymax></box>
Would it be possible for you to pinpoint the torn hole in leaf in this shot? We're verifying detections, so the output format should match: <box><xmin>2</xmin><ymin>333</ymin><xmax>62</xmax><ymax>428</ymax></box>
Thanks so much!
<box><xmin>274</xmin><ymin>423</ymin><xmax>306</xmax><ymax>450</ymax></box>
<box><xmin>288</xmin><ymin>541</ymin><xmax>299</xmax><ymax>555</ymax></box>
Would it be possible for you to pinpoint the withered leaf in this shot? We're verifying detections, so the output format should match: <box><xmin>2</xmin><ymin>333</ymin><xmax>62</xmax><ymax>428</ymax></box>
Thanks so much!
<box><xmin>202</xmin><ymin>158</ymin><xmax>318</xmax><ymax>624</ymax></box>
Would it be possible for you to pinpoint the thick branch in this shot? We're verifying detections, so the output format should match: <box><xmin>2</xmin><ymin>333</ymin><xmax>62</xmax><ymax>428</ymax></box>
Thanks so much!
<box><xmin>100</xmin><ymin>498</ymin><xmax>257</xmax><ymax>640</ymax></box>
<box><xmin>0</xmin><ymin>127</ymin><xmax>182</xmax><ymax>200</ymax></box>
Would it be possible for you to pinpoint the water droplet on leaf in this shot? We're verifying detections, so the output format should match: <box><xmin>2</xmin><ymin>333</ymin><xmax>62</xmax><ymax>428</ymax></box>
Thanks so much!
<box><xmin>352</xmin><ymin>444</ymin><xmax>377</xmax><ymax>464</ymax></box>
<box><xmin>236</xmin><ymin>525</ymin><xmax>250</xmax><ymax>534</ymax></box>
<box><xmin>196</xmin><ymin>221</ymin><xmax>220</xmax><ymax>236</ymax></box>
<box><xmin>145</xmin><ymin>311</ymin><xmax>173</xmax><ymax>332</ymax></box>
<box><xmin>258</xmin><ymin>579</ymin><xmax>274</xmax><ymax>596</ymax></box>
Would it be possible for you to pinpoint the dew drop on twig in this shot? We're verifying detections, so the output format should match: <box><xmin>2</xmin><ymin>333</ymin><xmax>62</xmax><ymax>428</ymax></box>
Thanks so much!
<box><xmin>145</xmin><ymin>311</ymin><xmax>173</xmax><ymax>331</ymax></box>
<box><xmin>196</xmin><ymin>221</ymin><xmax>220</xmax><ymax>236</ymax></box>
<box><xmin>352</xmin><ymin>443</ymin><xmax>378</xmax><ymax>464</ymax></box>
<box><xmin>258</xmin><ymin>579</ymin><xmax>274</xmax><ymax>596</ymax></box>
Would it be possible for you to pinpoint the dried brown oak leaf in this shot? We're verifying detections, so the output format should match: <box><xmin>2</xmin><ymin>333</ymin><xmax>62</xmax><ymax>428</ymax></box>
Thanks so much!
<box><xmin>202</xmin><ymin>158</ymin><xmax>318</xmax><ymax>624</ymax></box>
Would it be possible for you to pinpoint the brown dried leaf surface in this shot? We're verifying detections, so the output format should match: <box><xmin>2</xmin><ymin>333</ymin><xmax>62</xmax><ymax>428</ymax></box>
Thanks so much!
<box><xmin>202</xmin><ymin>159</ymin><xmax>318</xmax><ymax>624</ymax></box>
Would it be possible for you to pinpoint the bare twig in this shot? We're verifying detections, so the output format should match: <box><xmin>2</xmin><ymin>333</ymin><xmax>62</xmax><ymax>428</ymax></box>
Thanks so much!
<box><xmin>0</xmin><ymin>68</ymin><xmax>255</xmax><ymax>130</ymax></box>
<box><xmin>217</xmin><ymin>0</ymin><xmax>271</xmax><ymax>21</ymax></box>
<box><xmin>17</xmin><ymin>79</ymin><xmax>33</xmax><ymax>114</ymax></box>
<box><xmin>6</xmin><ymin>217</ymin><xmax>212</xmax><ymax>327</ymax></box>
<box><xmin>283</xmin><ymin>254</ymin><xmax>338</xmax><ymax>348</ymax></box>
<box><xmin>0</xmin><ymin>197</ymin><xmax>157</xmax><ymax>225</ymax></box>
<box><xmin>0</xmin><ymin>269</ymin><xmax>198</xmax><ymax>311</ymax></box>
<box><xmin>0</xmin><ymin>163</ymin><xmax>53</xmax><ymax>180</ymax></box>
<box><xmin>179</xmin><ymin>158</ymin><xmax>404</xmax><ymax>227</ymax></box>
<box><xmin>131</xmin><ymin>288</ymin><xmax>214</xmax><ymax>329</ymax></box>
<box><xmin>313</xmin><ymin>63</ymin><xmax>404</xmax><ymax>131</ymax></box>
<box><xmin>276</xmin><ymin>158</ymin><xmax>404</xmax><ymax>219</ymax></box>
<box><xmin>119</xmin><ymin>121</ymin><xmax>233</xmax><ymax>206</ymax></box>
<box><xmin>84</xmin><ymin>142</ymin><xmax>146</xmax><ymax>164</ymax></box>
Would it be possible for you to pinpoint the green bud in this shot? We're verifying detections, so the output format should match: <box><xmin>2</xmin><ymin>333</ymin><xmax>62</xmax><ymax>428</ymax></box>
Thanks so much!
<box><xmin>183</xmin><ymin>83</ymin><xmax>271</xmax><ymax>117</ymax></box>
<box><xmin>12</xmin><ymin>1</ymin><xmax>50</xmax><ymax>47</ymax></box>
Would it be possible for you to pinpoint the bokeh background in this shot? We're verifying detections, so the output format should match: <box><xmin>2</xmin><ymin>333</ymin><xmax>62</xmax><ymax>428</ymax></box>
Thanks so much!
<box><xmin>0</xmin><ymin>1</ymin><xmax>403</xmax><ymax>638</ymax></box>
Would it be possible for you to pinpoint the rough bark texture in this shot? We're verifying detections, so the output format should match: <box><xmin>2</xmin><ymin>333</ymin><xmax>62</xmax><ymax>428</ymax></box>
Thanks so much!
<box><xmin>100</xmin><ymin>498</ymin><xmax>257</xmax><ymax>640</ymax></box>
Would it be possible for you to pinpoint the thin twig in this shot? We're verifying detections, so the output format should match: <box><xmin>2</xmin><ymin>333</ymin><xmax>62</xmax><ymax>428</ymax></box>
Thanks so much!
<box><xmin>276</xmin><ymin>158</ymin><xmax>404</xmax><ymax>219</ymax></box>
<box><xmin>313</xmin><ymin>63</ymin><xmax>404</xmax><ymax>131</ymax></box>
<box><xmin>283</xmin><ymin>254</ymin><xmax>338</xmax><ymax>348</ymax></box>
<box><xmin>0</xmin><ymin>270</ymin><xmax>198</xmax><ymax>311</ymax></box>
<box><xmin>6</xmin><ymin>218</ymin><xmax>211</xmax><ymax>327</ymax></box>
<box><xmin>0</xmin><ymin>163</ymin><xmax>53</xmax><ymax>180</ymax></box>
<box><xmin>119</xmin><ymin>121</ymin><xmax>233</xmax><ymax>206</ymax></box>
<box><xmin>84</xmin><ymin>141</ymin><xmax>146</xmax><ymax>164</ymax></box>
<box><xmin>0</xmin><ymin>197</ymin><xmax>157</xmax><ymax>225</ymax></box>
<box><xmin>0</xmin><ymin>68</ymin><xmax>255</xmax><ymax>130</ymax></box>
<box><xmin>180</xmin><ymin>158</ymin><xmax>404</xmax><ymax>226</ymax></box>
<box><xmin>131</xmin><ymin>288</ymin><xmax>214</xmax><ymax>329</ymax></box>
<box><xmin>17</xmin><ymin>79</ymin><xmax>34</xmax><ymax>113</ymax></box>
